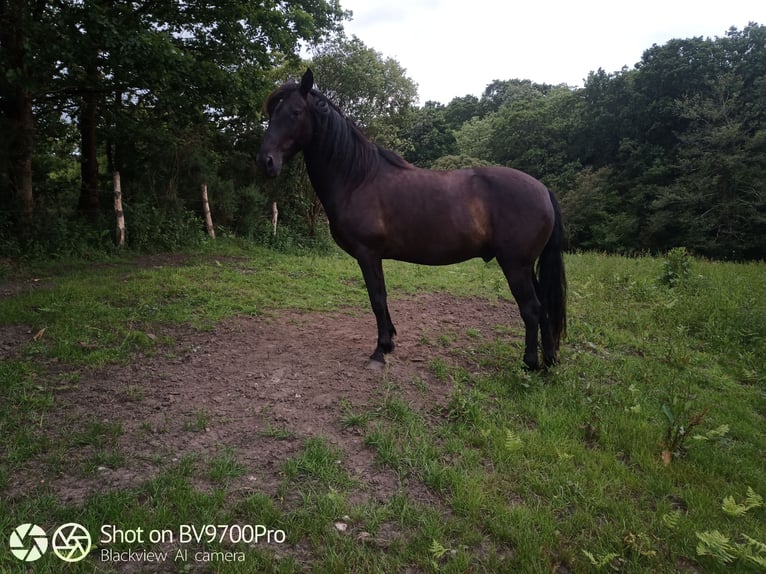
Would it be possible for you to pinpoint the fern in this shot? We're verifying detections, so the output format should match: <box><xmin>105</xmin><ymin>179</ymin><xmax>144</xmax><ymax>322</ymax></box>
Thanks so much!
<box><xmin>722</xmin><ymin>486</ymin><xmax>763</xmax><ymax>517</ymax></box>
<box><xmin>697</xmin><ymin>531</ymin><xmax>766</xmax><ymax>568</ymax></box>
<box><xmin>740</xmin><ymin>534</ymin><xmax>766</xmax><ymax>567</ymax></box>
<box><xmin>582</xmin><ymin>549</ymin><xmax>619</xmax><ymax>569</ymax></box>
<box><xmin>696</xmin><ymin>530</ymin><xmax>736</xmax><ymax>564</ymax></box>
<box><xmin>745</xmin><ymin>487</ymin><xmax>764</xmax><ymax>509</ymax></box>
<box><xmin>662</xmin><ymin>510</ymin><xmax>682</xmax><ymax>530</ymax></box>
<box><xmin>429</xmin><ymin>539</ymin><xmax>449</xmax><ymax>560</ymax></box>
<box><xmin>692</xmin><ymin>424</ymin><xmax>730</xmax><ymax>441</ymax></box>
<box><xmin>504</xmin><ymin>429</ymin><xmax>523</xmax><ymax>452</ymax></box>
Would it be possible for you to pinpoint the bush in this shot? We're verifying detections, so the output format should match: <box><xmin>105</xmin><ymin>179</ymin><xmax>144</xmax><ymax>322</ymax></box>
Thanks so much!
<box><xmin>253</xmin><ymin>218</ymin><xmax>337</xmax><ymax>255</ymax></box>
<box><xmin>658</xmin><ymin>247</ymin><xmax>692</xmax><ymax>288</ymax></box>
<box><xmin>125</xmin><ymin>201</ymin><xmax>206</xmax><ymax>252</ymax></box>
<box><xmin>0</xmin><ymin>207</ymin><xmax>114</xmax><ymax>259</ymax></box>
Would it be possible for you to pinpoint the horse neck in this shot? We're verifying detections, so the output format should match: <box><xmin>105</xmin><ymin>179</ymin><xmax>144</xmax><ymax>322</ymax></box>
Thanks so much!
<box><xmin>302</xmin><ymin>107</ymin><xmax>379</xmax><ymax>213</ymax></box>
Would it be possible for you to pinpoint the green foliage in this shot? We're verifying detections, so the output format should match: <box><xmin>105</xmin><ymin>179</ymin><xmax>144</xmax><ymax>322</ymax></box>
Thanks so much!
<box><xmin>658</xmin><ymin>247</ymin><xmax>693</xmax><ymax>288</ymax></box>
<box><xmin>406</xmin><ymin>102</ymin><xmax>458</xmax><ymax>167</ymax></box>
<box><xmin>437</xmin><ymin>25</ymin><xmax>766</xmax><ymax>260</ymax></box>
<box><xmin>310</xmin><ymin>35</ymin><xmax>418</xmax><ymax>152</ymax></box>
<box><xmin>696</xmin><ymin>530</ymin><xmax>737</xmax><ymax>564</ymax></box>
<box><xmin>0</xmin><ymin>208</ymin><xmax>114</xmax><ymax>259</ymax></box>
<box><xmin>660</xmin><ymin>402</ymin><xmax>708</xmax><ymax>462</ymax></box>
<box><xmin>125</xmin><ymin>201</ymin><xmax>206</xmax><ymax>252</ymax></box>
<box><xmin>722</xmin><ymin>487</ymin><xmax>764</xmax><ymax>517</ymax></box>
<box><xmin>429</xmin><ymin>538</ymin><xmax>450</xmax><ymax>560</ymax></box>
<box><xmin>696</xmin><ymin>531</ymin><xmax>766</xmax><ymax>568</ymax></box>
<box><xmin>454</xmin><ymin>115</ymin><xmax>494</xmax><ymax>160</ymax></box>
<box><xmin>1</xmin><ymin>0</ymin><xmax>346</xmax><ymax>253</ymax></box>
<box><xmin>582</xmin><ymin>549</ymin><xmax>620</xmax><ymax>569</ymax></box>
<box><xmin>661</xmin><ymin>511</ymin><xmax>682</xmax><ymax>530</ymax></box>
<box><xmin>5</xmin><ymin>15</ymin><xmax>766</xmax><ymax>259</ymax></box>
<box><xmin>430</xmin><ymin>155</ymin><xmax>492</xmax><ymax>171</ymax></box>
<box><xmin>503</xmin><ymin>429</ymin><xmax>523</xmax><ymax>452</ymax></box>
<box><xmin>693</xmin><ymin>424</ymin><xmax>730</xmax><ymax>442</ymax></box>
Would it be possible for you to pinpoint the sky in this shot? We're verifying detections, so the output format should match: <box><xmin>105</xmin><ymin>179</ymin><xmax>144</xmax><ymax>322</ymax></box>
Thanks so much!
<box><xmin>334</xmin><ymin>0</ymin><xmax>765</xmax><ymax>104</ymax></box>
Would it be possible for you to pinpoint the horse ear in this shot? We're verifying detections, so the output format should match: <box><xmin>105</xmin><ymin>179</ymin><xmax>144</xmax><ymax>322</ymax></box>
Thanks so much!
<box><xmin>300</xmin><ymin>68</ymin><xmax>314</xmax><ymax>96</ymax></box>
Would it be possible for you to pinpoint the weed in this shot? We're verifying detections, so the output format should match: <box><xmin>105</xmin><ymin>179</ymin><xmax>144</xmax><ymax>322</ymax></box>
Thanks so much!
<box><xmin>339</xmin><ymin>399</ymin><xmax>369</xmax><ymax>429</ymax></box>
<box><xmin>261</xmin><ymin>424</ymin><xmax>295</xmax><ymax>439</ymax></box>
<box><xmin>183</xmin><ymin>409</ymin><xmax>210</xmax><ymax>432</ymax></box>
<box><xmin>124</xmin><ymin>384</ymin><xmax>144</xmax><ymax>401</ymax></box>
<box><xmin>284</xmin><ymin>437</ymin><xmax>352</xmax><ymax>487</ymax></box>
<box><xmin>429</xmin><ymin>358</ymin><xmax>449</xmax><ymax>381</ymax></box>
<box><xmin>208</xmin><ymin>448</ymin><xmax>246</xmax><ymax>483</ymax></box>
<box><xmin>660</xmin><ymin>403</ymin><xmax>709</xmax><ymax>463</ymax></box>
<box><xmin>658</xmin><ymin>246</ymin><xmax>692</xmax><ymax>288</ymax></box>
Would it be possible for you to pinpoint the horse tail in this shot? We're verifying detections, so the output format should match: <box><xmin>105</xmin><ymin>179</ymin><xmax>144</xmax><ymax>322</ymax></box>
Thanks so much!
<box><xmin>536</xmin><ymin>188</ymin><xmax>567</xmax><ymax>350</ymax></box>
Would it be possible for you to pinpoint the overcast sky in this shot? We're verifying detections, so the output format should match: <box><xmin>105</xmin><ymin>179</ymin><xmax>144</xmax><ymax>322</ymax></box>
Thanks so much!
<box><xmin>334</xmin><ymin>0</ymin><xmax>765</xmax><ymax>104</ymax></box>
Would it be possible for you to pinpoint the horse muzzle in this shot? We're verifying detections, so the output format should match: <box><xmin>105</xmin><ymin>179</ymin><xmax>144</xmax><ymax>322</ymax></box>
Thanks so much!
<box><xmin>257</xmin><ymin>150</ymin><xmax>283</xmax><ymax>177</ymax></box>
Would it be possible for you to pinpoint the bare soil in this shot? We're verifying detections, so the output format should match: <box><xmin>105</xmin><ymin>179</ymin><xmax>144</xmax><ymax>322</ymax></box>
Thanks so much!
<box><xmin>6</xmin><ymin>293</ymin><xmax>522</xmax><ymax>511</ymax></box>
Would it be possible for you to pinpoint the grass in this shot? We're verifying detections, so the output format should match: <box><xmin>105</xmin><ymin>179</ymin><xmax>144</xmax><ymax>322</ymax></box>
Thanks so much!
<box><xmin>1</xmin><ymin>240</ymin><xmax>765</xmax><ymax>572</ymax></box>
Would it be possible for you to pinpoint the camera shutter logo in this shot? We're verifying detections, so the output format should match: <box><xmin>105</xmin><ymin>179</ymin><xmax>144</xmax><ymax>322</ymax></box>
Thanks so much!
<box><xmin>51</xmin><ymin>522</ymin><xmax>92</xmax><ymax>562</ymax></box>
<box><xmin>9</xmin><ymin>523</ymin><xmax>48</xmax><ymax>562</ymax></box>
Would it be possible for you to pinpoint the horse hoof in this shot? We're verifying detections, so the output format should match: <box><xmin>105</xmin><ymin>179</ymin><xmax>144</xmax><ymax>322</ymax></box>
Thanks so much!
<box><xmin>366</xmin><ymin>358</ymin><xmax>386</xmax><ymax>371</ymax></box>
<box><xmin>523</xmin><ymin>358</ymin><xmax>541</xmax><ymax>371</ymax></box>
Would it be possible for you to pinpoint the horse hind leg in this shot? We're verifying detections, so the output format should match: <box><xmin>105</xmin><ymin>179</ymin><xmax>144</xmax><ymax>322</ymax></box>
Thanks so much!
<box><xmin>499</xmin><ymin>260</ymin><xmax>542</xmax><ymax>370</ymax></box>
<box><xmin>534</xmin><ymin>276</ymin><xmax>557</xmax><ymax>367</ymax></box>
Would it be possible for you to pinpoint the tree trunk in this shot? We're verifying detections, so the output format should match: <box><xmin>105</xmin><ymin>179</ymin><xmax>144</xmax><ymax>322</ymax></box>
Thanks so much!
<box><xmin>201</xmin><ymin>183</ymin><xmax>215</xmax><ymax>239</ymax></box>
<box><xmin>0</xmin><ymin>0</ymin><xmax>36</xmax><ymax>228</ymax></box>
<box><xmin>113</xmin><ymin>171</ymin><xmax>125</xmax><ymax>247</ymax></box>
<box><xmin>77</xmin><ymin>64</ymin><xmax>100</xmax><ymax>220</ymax></box>
<box><xmin>11</xmin><ymin>86</ymin><xmax>34</xmax><ymax>222</ymax></box>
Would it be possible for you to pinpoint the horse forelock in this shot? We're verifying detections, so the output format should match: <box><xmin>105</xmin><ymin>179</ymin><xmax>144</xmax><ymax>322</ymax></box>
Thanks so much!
<box><xmin>264</xmin><ymin>82</ymin><xmax>302</xmax><ymax>116</ymax></box>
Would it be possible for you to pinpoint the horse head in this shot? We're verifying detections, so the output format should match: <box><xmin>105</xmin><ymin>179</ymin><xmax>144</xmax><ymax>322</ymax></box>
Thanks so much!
<box><xmin>257</xmin><ymin>69</ymin><xmax>315</xmax><ymax>176</ymax></box>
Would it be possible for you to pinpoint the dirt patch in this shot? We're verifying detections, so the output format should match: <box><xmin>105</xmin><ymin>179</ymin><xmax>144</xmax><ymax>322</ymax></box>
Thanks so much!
<box><xmin>1</xmin><ymin>324</ymin><xmax>34</xmax><ymax>360</ymax></box>
<box><xmin>5</xmin><ymin>293</ymin><xmax>522</xmax><ymax>508</ymax></box>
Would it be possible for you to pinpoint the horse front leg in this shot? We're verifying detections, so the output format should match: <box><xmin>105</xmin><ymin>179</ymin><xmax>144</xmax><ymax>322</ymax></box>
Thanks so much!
<box><xmin>357</xmin><ymin>254</ymin><xmax>396</xmax><ymax>365</ymax></box>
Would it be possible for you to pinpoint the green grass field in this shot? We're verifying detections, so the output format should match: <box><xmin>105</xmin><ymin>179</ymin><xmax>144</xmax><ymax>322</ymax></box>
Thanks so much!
<box><xmin>1</xmin><ymin>240</ymin><xmax>765</xmax><ymax>572</ymax></box>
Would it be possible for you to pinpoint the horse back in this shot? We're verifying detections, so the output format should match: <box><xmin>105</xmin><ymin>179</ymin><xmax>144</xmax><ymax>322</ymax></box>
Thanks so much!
<box><xmin>335</xmin><ymin>164</ymin><xmax>555</xmax><ymax>266</ymax></box>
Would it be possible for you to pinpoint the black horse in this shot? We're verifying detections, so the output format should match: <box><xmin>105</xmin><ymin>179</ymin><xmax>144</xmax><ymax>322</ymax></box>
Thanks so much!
<box><xmin>257</xmin><ymin>69</ymin><xmax>566</xmax><ymax>370</ymax></box>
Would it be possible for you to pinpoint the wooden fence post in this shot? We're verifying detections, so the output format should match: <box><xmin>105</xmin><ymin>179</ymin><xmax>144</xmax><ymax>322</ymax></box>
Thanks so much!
<box><xmin>201</xmin><ymin>183</ymin><xmax>215</xmax><ymax>239</ymax></box>
<box><xmin>272</xmin><ymin>201</ymin><xmax>278</xmax><ymax>236</ymax></box>
<box><xmin>113</xmin><ymin>171</ymin><xmax>125</xmax><ymax>247</ymax></box>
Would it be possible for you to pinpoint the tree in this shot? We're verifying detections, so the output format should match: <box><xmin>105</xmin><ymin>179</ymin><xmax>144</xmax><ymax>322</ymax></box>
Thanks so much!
<box><xmin>480</xmin><ymin>78</ymin><xmax>551</xmax><ymax>114</ymax></box>
<box><xmin>487</xmin><ymin>86</ymin><xmax>581</xmax><ymax>187</ymax></box>
<box><xmin>0</xmin><ymin>0</ymin><xmax>48</xmax><ymax>227</ymax></box>
<box><xmin>0</xmin><ymin>0</ymin><xmax>346</xmax><ymax>247</ymax></box>
<box><xmin>649</xmin><ymin>66</ymin><xmax>766</xmax><ymax>258</ymax></box>
<box><xmin>430</xmin><ymin>155</ymin><xmax>491</xmax><ymax>170</ymax></box>
<box><xmin>406</xmin><ymin>102</ymin><xmax>457</xmax><ymax>167</ymax></box>
<box><xmin>310</xmin><ymin>35</ymin><xmax>418</xmax><ymax>152</ymax></box>
<box><xmin>454</xmin><ymin>115</ymin><xmax>494</xmax><ymax>162</ymax></box>
<box><xmin>443</xmin><ymin>94</ymin><xmax>482</xmax><ymax>130</ymax></box>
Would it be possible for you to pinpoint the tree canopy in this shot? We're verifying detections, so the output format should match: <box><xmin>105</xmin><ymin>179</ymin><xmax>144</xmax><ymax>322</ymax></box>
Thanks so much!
<box><xmin>1</xmin><ymin>8</ymin><xmax>763</xmax><ymax>260</ymax></box>
<box><xmin>1</xmin><ymin>0</ymin><xmax>345</xmax><ymax>250</ymax></box>
<box><xmin>403</xmin><ymin>24</ymin><xmax>766</xmax><ymax>260</ymax></box>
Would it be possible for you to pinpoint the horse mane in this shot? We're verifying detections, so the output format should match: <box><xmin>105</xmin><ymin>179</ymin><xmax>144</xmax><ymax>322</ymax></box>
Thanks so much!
<box><xmin>264</xmin><ymin>82</ymin><xmax>412</xmax><ymax>188</ymax></box>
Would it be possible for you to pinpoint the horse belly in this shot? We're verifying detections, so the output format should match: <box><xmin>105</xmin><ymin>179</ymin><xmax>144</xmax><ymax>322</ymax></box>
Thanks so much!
<box><xmin>383</xmin><ymin>196</ymin><xmax>493</xmax><ymax>265</ymax></box>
